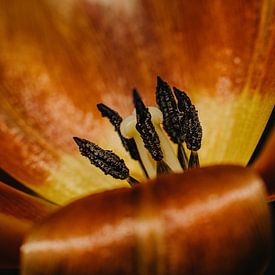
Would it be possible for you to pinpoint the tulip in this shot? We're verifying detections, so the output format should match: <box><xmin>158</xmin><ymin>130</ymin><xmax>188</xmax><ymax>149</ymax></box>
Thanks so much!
<box><xmin>0</xmin><ymin>0</ymin><xmax>274</xmax><ymax>274</ymax></box>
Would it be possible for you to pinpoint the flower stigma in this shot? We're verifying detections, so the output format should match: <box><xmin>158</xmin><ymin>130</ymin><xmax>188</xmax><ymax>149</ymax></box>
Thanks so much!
<box><xmin>74</xmin><ymin>76</ymin><xmax>202</xmax><ymax>186</ymax></box>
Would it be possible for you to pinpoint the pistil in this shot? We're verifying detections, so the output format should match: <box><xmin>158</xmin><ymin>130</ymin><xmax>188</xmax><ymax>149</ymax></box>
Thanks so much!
<box><xmin>97</xmin><ymin>103</ymin><xmax>149</xmax><ymax>178</ymax></box>
<box><xmin>120</xmin><ymin>107</ymin><xmax>182</xmax><ymax>178</ymax></box>
<box><xmin>73</xmin><ymin>76</ymin><xmax>202</xmax><ymax>185</ymax></box>
<box><xmin>133</xmin><ymin>89</ymin><xmax>173</xmax><ymax>176</ymax></box>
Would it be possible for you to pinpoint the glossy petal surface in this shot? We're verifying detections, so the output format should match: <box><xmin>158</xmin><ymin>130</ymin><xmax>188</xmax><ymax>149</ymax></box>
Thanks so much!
<box><xmin>0</xmin><ymin>182</ymin><xmax>56</xmax><ymax>267</ymax></box>
<box><xmin>21</xmin><ymin>166</ymin><xmax>272</xmax><ymax>275</ymax></box>
<box><xmin>254</xmin><ymin>129</ymin><xmax>275</xmax><ymax>201</ymax></box>
<box><xmin>0</xmin><ymin>0</ymin><xmax>275</xmax><ymax>203</ymax></box>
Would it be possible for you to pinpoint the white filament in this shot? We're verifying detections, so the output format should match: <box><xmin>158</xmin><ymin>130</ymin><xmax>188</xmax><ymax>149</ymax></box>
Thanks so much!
<box><xmin>120</xmin><ymin>107</ymin><xmax>182</xmax><ymax>178</ymax></box>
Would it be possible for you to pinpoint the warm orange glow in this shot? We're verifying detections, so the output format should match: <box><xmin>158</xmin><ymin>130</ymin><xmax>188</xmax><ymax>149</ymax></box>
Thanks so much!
<box><xmin>0</xmin><ymin>1</ymin><xmax>274</xmax><ymax>271</ymax></box>
<box><xmin>0</xmin><ymin>0</ymin><xmax>274</xmax><ymax>203</ymax></box>
<box><xmin>0</xmin><ymin>182</ymin><xmax>56</xmax><ymax>267</ymax></box>
<box><xmin>21</xmin><ymin>166</ymin><xmax>271</xmax><ymax>274</ymax></box>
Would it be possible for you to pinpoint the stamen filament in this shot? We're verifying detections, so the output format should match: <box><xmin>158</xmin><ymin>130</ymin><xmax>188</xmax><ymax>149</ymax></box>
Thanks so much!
<box><xmin>153</xmin><ymin>122</ymin><xmax>182</xmax><ymax>172</ymax></box>
<box><xmin>120</xmin><ymin>108</ymin><xmax>182</xmax><ymax>178</ymax></box>
<box><xmin>177</xmin><ymin>143</ymin><xmax>189</xmax><ymax>170</ymax></box>
<box><xmin>74</xmin><ymin>77</ymin><xmax>203</xmax><ymax>185</ymax></box>
<box><xmin>129</xmin><ymin>125</ymin><xmax>156</xmax><ymax>178</ymax></box>
<box><xmin>188</xmin><ymin>150</ymin><xmax>200</xmax><ymax>169</ymax></box>
<box><xmin>127</xmin><ymin>176</ymin><xmax>140</xmax><ymax>186</ymax></box>
<box><xmin>157</xmin><ymin>160</ymin><xmax>172</xmax><ymax>175</ymax></box>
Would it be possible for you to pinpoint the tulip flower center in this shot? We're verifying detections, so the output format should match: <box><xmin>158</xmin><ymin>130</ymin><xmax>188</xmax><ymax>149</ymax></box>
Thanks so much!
<box><xmin>74</xmin><ymin>76</ymin><xmax>202</xmax><ymax>186</ymax></box>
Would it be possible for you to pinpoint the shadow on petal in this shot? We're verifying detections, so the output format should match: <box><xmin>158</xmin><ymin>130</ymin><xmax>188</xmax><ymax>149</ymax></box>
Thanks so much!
<box><xmin>254</xmin><ymin>129</ymin><xmax>275</xmax><ymax>201</ymax></box>
<box><xmin>21</xmin><ymin>166</ymin><xmax>271</xmax><ymax>275</ymax></box>
<box><xmin>0</xmin><ymin>182</ymin><xmax>56</xmax><ymax>268</ymax></box>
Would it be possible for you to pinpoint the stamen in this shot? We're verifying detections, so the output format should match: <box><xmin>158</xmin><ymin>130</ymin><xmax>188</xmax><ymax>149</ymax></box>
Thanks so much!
<box><xmin>127</xmin><ymin>176</ymin><xmax>140</xmax><ymax>187</ymax></box>
<box><xmin>177</xmin><ymin>143</ymin><xmax>189</xmax><ymax>170</ymax></box>
<box><xmin>157</xmin><ymin>159</ymin><xmax>172</xmax><ymax>175</ymax></box>
<box><xmin>132</xmin><ymin>89</ymin><xmax>163</xmax><ymax>162</ymax></box>
<box><xmin>156</xmin><ymin>77</ymin><xmax>188</xmax><ymax>170</ymax></box>
<box><xmin>189</xmin><ymin>150</ymin><xmax>200</xmax><ymax>169</ymax></box>
<box><xmin>120</xmin><ymin>107</ymin><xmax>182</xmax><ymax>178</ymax></box>
<box><xmin>173</xmin><ymin>87</ymin><xmax>192</xmax><ymax>114</ymax></box>
<box><xmin>156</xmin><ymin>76</ymin><xmax>185</xmax><ymax>144</ymax></box>
<box><xmin>96</xmin><ymin>103</ymin><xmax>123</xmax><ymax>133</ymax></box>
<box><xmin>174</xmin><ymin>87</ymin><xmax>202</xmax><ymax>166</ymax></box>
<box><xmin>73</xmin><ymin>137</ymin><xmax>139</xmax><ymax>186</ymax></box>
<box><xmin>96</xmin><ymin>103</ymin><xmax>138</xmax><ymax>160</ymax></box>
<box><xmin>97</xmin><ymin>103</ymin><xmax>149</xmax><ymax>178</ymax></box>
<box><xmin>186</xmin><ymin>106</ymin><xmax>202</xmax><ymax>151</ymax></box>
<box><xmin>173</xmin><ymin>87</ymin><xmax>191</xmax><ymax>147</ymax></box>
<box><xmin>74</xmin><ymin>77</ymin><xmax>203</xmax><ymax>185</ymax></box>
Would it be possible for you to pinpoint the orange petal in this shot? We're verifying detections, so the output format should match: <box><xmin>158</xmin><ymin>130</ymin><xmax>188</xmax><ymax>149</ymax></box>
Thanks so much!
<box><xmin>253</xmin><ymin>129</ymin><xmax>275</xmax><ymax>201</ymax></box>
<box><xmin>0</xmin><ymin>0</ymin><xmax>274</xmax><ymax>203</ymax></box>
<box><xmin>0</xmin><ymin>182</ymin><xmax>56</xmax><ymax>268</ymax></box>
<box><xmin>21</xmin><ymin>166</ymin><xmax>272</xmax><ymax>274</ymax></box>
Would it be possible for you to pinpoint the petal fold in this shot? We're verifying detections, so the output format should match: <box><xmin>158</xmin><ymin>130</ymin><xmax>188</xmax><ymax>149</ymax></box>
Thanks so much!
<box><xmin>254</xmin><ymin>129</ymin><xmax>275</xmax><ymax>201</ymax></box>
<box><xmin>21</xmin><ymin>166</ymin><xmax>272</xmax><ymax>275</ymax></box>
<box><xmin>0</xmin><ymin>182</ymin><xmax>56</xmax><ymax>268</ymax></box>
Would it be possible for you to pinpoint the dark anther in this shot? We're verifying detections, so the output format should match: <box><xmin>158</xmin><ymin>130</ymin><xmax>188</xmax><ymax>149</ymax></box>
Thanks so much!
<box><xmin>173</xmin><ymin>87</ymin><xmax>202</xmax><ymax>151</ymax></box>
<box><xmin>96</xmin><ymin>103</ymin><xmax>122</xmax><ymax>132</ymax></box>
<box><xmin>186</xmin><ymin>106</ymin><xmax>202</xmax><ymax>151</ymax></box>
<box><xmin>97</xmin><ymin>103</ymin><xmax>139</xmax><ymax>160</ymax></box>
<box><xmin>133</xmin><ymin>89</ymin><xmax>163</xmax><ymax>161</ymax></box>
<box><xmin>156</xmin><ymin>76</ymin><xmax>185</xmax><ymax>144</ymax></box>
<box><xmin>73</xmin><ymin>137</ymin><xmax>139</xmax><ymax>185</ymax></box>
<box><xmin>173</xmin><ymin>87</ymin><xmax>192</xmax><ymax>114</ymax></box>
<box><xmin>97</xmin><ymin>103</ymin><xmax>149</xmax><ymax>178</ymax></box>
